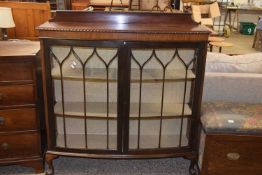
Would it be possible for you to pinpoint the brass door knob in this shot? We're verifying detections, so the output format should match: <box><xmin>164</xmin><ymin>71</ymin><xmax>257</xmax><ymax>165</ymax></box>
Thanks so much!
<box><xmin>0</xmin><ymin>116</ymin><xmax>5</xmax><ymax>125</ymax></box>
<box><xmin>227</xmin><ymin>152</ymin><xmax>240</xmax><ymax>161</ymax></box>
<box><xmin>1</xmin><ymin>142</ymin><xmax>9</xmax><ymax>151</ymax></box>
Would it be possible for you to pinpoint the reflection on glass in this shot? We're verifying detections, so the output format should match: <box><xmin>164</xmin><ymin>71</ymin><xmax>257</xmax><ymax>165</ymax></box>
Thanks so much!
<box><xmin>129</xmin><ymin>48</ymin><xmax>196</xmax><ymax>149</ymax></box>
<box><xmin>51</xmin><ymin>46</ymin><xmax>118</xmax><ymax>150</ymax></box>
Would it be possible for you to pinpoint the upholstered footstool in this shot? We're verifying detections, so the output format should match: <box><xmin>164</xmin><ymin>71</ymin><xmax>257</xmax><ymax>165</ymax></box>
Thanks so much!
<box><xmin>199</xmin><ymin>102</ymin><xmax>262</xmax><ymax>175</ymax></box>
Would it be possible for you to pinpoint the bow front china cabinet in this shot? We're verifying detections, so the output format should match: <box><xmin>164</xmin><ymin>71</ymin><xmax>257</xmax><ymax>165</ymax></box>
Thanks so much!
<box><xmin>38</xmin><ymin>11</ymin><xmax>209</xmax><ymax>175</ymax></box>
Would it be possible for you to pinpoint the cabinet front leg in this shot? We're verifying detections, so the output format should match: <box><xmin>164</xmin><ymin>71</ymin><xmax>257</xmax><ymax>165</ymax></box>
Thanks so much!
<box><xmin>45</xmin><ymin>153</ymin><xmax>59</xmax><ymax>175</ymax></box>
<box><xmin>184</xmin><ymin>155</ymin><xmax>199</xmax><ymax>175</ymax></box>
<box><xmin>189</xmin><ymin>160</ymin><xmax>199</xmax><ymax>175</ymax></box>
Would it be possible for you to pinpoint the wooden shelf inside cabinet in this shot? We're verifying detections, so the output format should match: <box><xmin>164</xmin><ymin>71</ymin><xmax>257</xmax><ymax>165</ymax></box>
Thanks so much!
<box><xmin>54</xmin><ymin>101</ymin><xmax>192</xmax><ymax>119</ymax></box>
<box><xmin>52</xmin><ymin>67</ymin><xmax>195</xmax><ymax>82</ymax></box>
<box><xmin>56</xmin><ymin>133</ymin><xmax>188</xmax><ymax>149</ymax></box>
<box><xmin>56</xmin><ymin>133</ymin><xmax>117</xmax><ymax>149</ymax></box>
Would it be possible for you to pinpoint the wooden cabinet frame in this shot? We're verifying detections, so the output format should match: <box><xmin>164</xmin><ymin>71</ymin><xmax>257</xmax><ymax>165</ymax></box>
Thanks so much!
<box><xmin>38</xmin><ymin>11</ymin><xmax>209</xmax><ymax>175</ymax></box>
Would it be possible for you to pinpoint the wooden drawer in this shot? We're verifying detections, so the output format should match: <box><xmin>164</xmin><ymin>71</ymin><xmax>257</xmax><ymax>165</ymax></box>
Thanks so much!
<box><xmin>0</xmin><ymin>132</ymin><xmax>40</xmax><ymax>159</ymax></box>
<box><xmin>0</xmin><ymin>84</ymin><xmax>35</xmax><ymax>107</ymax></box>
<box><xmin>0</xmin><ymin>108</ymin><xmax>37</xmax><ymax>132</ymax></box>
<box><xmin>0</xmin><ymin>62</ymin><xmax>34</xmax><ymax>82</ymax></box>
<box><xmin>203</xmin><ymin>134</ymin><xmax>262</xmax><ymax>175</ymax></box>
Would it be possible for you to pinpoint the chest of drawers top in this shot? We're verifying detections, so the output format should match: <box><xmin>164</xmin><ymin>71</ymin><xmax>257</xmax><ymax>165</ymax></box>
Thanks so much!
<box><xmin>0</xmin><ymin>41</ymin><xmax>40</xmax><ymax>57</ymax></box>
<box><xmin>0</xmin><ymin>41</ymin><xmax>40</xmax><ymax>108</ymax></box>
<box><xmin>0</xmin><ymin>41</ymin><xmax>40</xmax><ymax>83</ymax></box>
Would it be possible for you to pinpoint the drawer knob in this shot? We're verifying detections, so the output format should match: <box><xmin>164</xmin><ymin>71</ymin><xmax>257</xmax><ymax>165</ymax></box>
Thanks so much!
<box><xmin>227</xmin><ymin>152</ymin><xmax>240</xmax><ymax>161</ymax></box>
<box><xmin>0</xmin><ymin>116</ymin><xmax>4</xmax><ymax>125</ymax></box>
<box><xmin>1</xmin><ymin>142</ymin><xmax>9</xmax><ymax>151</ymax></box>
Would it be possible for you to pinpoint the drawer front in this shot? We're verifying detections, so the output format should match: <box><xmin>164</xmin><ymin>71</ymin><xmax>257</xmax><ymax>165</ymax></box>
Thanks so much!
<box><xmin>204</xmin><ymin>135</ymin><xmax>262</xmax><ymax>175</ymax></box>
<box><xmin>0</xmin><ymin>108</ymin><xmax>37</xmax><ymax>132</ymax></box>
<box><xmin>0</xmin><ymin>132</ymin><xmax>40</xmax><ymax>159</ymax></box>
<box><xmin>0</xmin><ymin>84</ymin><xmax>35</xmax><ymax>107</ymax></box>
<box><xmin>0</xmin><ymin>62</ymin><xmax>34</xmax><ymax>82</ymax></box>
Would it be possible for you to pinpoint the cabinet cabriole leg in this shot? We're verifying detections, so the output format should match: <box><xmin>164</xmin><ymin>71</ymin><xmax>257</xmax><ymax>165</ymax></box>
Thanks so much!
<box><xmin>45</xmin><ymin>153</ymin><xmax>59</xmax><ymax>175</ymax></box>
<box><xmin>189</xmin><ymin>159</ymin><xmax>199</xmax><ymax>175</ymax></box>
<box><xmin>183</xmin><ymin>155</ymin><xmax>199</xmax><ymax>175</ymax></box>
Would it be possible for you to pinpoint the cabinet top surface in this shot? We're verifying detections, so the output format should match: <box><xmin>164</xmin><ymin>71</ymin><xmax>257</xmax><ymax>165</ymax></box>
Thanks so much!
<box><xmin>0</xmin><ymin>41</ymin><xmax>40</xmax><ymax>57</ymax></box>
<box><xmin>38</xmin><ymin>11</ymin><xmax>210</xmax><ymax>41</ymax></box>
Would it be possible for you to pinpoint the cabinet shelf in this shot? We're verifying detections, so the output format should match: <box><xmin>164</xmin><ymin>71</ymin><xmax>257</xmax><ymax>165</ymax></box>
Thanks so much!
<box><xmin>52</xmin><ymin>67</ymin><xmax>195</xmax><ymax>83</ymax></box>
<box><xmin>54</xmin><ymin>102</ymin><xmax>192</xmax><ymax>119</ymax></box>
<box><xmin>56</xmin><ymin>133</ymin><xmax>188</xmax><ymax>149</ymax></box>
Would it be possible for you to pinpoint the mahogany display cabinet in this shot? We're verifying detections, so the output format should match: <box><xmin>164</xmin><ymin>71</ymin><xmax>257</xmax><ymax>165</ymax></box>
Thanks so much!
<box><xmin>38</xmin><ymin>11</ymin><xmax>210</xmax><ymax>175</ymax></box>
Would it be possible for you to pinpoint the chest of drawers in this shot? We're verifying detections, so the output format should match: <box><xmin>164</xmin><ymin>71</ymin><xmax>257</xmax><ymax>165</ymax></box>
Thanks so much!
<box><xmin>200</xmin><ymin>134</ymin><xmax>262</xmax><ymax>175</ymax></box>
<box><xmin>0</xmin><ymin>41</ymin><xmax>44</xmax><ymax>173</ymax></box>
<box><xmin>200</xmin><ymin>102</ymin><xmax>262</xmax><ymax>175</ymax></box>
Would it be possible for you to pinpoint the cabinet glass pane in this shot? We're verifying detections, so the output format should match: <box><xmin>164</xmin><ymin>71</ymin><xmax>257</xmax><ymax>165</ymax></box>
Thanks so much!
<box><xmin>129</xmin><ymin>48</ymin><xmax>196</xmax><ymax>149</ymax></box>
<box><xmin>50</xmin><ymin>46</ymin><xmax>118</xmax><ymax>150</ymax></box>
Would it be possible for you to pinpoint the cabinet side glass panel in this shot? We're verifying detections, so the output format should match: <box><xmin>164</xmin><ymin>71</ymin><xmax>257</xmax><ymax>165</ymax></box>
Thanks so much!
<box><xmin>129</xmin><ymin>48</ymin><xmax>196</xmax><ymax>150</ymax></box>
<box><xmin>50</xmin><ymin>45</ymin><xmax>118</xmax><ymax>150</ymax></box>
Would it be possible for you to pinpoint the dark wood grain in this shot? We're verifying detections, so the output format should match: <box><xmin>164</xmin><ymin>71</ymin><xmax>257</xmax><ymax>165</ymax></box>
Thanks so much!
<box><xmin>40</xmin><ymin>12</ymin><xmax>209</xmax><ymax>175</ymax></box>
<box><xmin>0</xmin><ymin>62</ymin><xmax>34</xmax><ymax>83</ymax></box>
<box><xmin>38</xmin><ymin>11</ymin><xmax>210</xmax><ymax>41</ymax></box>
<box><xmin>0</xmin><ymin>41</ymin><xmax>44</xmax><ymax>173</ymax></box>
<box><xmin>0</xmin><ymin>108</ymin><xmax>38</xmax><ymax>132</ymax></box>
<box><xmin>201</xmin><ymin>134</ymin><xmax>262</xmax><ymax>175</ymax></box>
<box><xmin>0</xmin><ymin>132</ymin><xmax>41</xmax><ymax>159</ymax></box>
<box><xmin>0</xmin><ymin>84</ymin><xmax>35</xmax><ymax>107</ymax></box>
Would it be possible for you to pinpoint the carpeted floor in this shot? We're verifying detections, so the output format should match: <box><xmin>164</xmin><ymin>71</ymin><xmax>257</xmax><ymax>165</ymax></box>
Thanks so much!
<box><xmin>0</xmin><ymin>157</ymin><xmax>191</xmax><ymax>175</ymax></box>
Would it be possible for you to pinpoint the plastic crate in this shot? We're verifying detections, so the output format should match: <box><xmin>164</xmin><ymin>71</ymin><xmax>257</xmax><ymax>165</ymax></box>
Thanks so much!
<box><xmin>239</xmin><ymin>22</ymin><xmax>256</xmax><ymax>35</ymax></box>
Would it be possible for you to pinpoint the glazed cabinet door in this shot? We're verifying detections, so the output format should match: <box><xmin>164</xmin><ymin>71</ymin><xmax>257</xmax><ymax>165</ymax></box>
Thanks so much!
<box><xmin>43</xmin><ymin>39</ymin><xmax>206</xmax><ymax>155</ymax></box>
<box><xmin>43</xmin><ymin>39</ymin><xmax>122</xmax><ymax>152</ymax></box>
<box><xmin>125</xmin><ymin>42</ymin><xmax>204</xmax><ymax>153</ymax></box>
